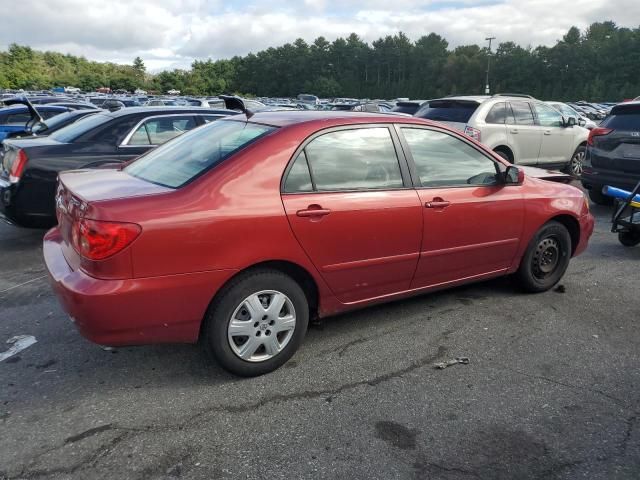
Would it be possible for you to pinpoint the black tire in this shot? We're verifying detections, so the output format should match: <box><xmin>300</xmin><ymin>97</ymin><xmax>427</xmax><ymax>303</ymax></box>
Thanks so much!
<box><xmin>618</xmin><ymin>231</ymin><xmax>640</xmax><ymax>247</ymax></box>
<box><xmin>516</xmin><ymin>221</ymin><xmax>572</xmax><ymax>293</ymax></box>
<box><xmin>588</xmin><ymin>187</ymin><xmax>613</xmax><ymax>206</ymax></box>
<box><xmin>203</xmin><ymin>269</ymin><xmax>309</xmax><ymax>377</ymax></box>
<box><xmin>567</xmin><ymin>145</ymin><xmax>586</xmax><ymax>178</ymax></box>
<box><xmin>494</xmin><ymin>149</ymin><xmax>512</xmax><ymax>163</ymax></box>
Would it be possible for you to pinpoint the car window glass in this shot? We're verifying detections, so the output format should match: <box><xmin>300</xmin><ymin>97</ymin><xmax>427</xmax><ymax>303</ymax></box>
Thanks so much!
<box><xmin>401</xmin><ymin>128</ymin><xmax>499</xmax><ymax>187</ymax></box>
<box><xmin>6</xmin><ymin>112</ymin><xmax>31</xmax><ymax>124</ymax></box>
<box><xmin>202</xmin><ymin>115</ymin><xmax>224</xmax><ymax>123</ymax></box>
<box><xmin>603</xmin><ymin>113</ymin><xmax>640</xmax><ymax>130</ymax></box>
<box><xmin>128</xmin><ymin>116</ymin><xmax>196</xmax><ymax>145</ymax></box>
<box><xmin>283</xmin><ymin>151</ymin><xmax>313</xmax><ymax>193</ymax></box>
<box><xmin>485</xmin><ymin>102</ymin><xmax>507</xmax><ymax>124</ymax></box>
<box><xmin>304</xmin><ymin>127</ymin><xmax>403</xmax><ymax>191</ymax></box>
<box><xmin>509</xmin><ymin>101</ymin><xmax>535</xmax><ymax>126</ymax></box>
<box><xmin>40</xmin><ymin>110</ymin><xmax>62</xmax><ymax>120</ymax></box>
<box><xmin>126</xmin><ymin>120</ymin><xmax>275</xmax><ymax>188</ymax></box>
<box><xmin>535</xmin><ymin>103</ymin><xmax>563</xmax><ymax>127</ymax></box>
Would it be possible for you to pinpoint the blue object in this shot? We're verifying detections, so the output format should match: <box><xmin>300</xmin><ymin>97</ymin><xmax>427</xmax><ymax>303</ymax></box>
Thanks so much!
<box><xmin>603</xmin><ymin>185</ymin><xmax>640</xmax><ymax>204</ymax></box>
<box><xmin>0</xmin><ymin>105</ymin><xmax>68</xmax><ymax>141</ymax></box>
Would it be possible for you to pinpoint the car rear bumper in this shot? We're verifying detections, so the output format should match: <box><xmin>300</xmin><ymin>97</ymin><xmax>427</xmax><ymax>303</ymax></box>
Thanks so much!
<box><xmin>43</xmin><ymin>227</ymin><xmax>238</xmax><ymax>346</ymax></box>
<box><xmin>581</xmin><ymin>169</ymin><xmax>640</xmax><ymax>192</ymax></box>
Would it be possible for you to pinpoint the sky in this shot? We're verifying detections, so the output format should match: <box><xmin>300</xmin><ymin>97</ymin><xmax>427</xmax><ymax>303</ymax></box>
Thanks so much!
<box><xmin>1</xmin><ymin>0</ymin><xmax>639</xmax><ymax>71</ymax></box>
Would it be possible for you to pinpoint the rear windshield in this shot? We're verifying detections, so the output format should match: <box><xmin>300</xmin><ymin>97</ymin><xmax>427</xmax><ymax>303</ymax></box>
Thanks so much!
<box><xmin>391</xmin><ymin>103</ymin><xmax>420</xmax><ymax>115</ymax></box>
<box><xmin>125</xmin><ymin>120</ymin><xmax>276</xmax><ymax>188</ymax></box>
<box><xmin>602</xmin><ymin>113</ymin><xmax>640</xmax><ymax>130</ymax></box>
<box><xmin>415</xmin><ymin>100</ymin><xmax>479</xmax><ymax>123</ymax></box>
<box><xmin>49</xmin><ymin>113</ymin><xmax>112</xmax><ymax>142</ymax></box>
<box><xmin>33</xmin><ymin>111</ymin><xmax>97</xmax><ymax>134</ymax></box>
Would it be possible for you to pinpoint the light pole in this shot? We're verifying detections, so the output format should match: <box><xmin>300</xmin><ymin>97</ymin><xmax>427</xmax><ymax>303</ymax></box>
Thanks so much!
<box><xmin>485</xmin><ymin>36</ymin><xmax>495</xmax><ymax>94</ymax></box>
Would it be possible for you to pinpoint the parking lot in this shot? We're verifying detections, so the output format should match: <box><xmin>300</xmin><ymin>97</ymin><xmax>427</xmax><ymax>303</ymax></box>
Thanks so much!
<box><xmin>0</xmin><ymin>198</ymin><xmax>639</xmax><ymax>479</ymax></box>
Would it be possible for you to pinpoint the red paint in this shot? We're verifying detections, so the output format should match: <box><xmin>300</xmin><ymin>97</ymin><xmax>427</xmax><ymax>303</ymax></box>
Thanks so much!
<box><xmin>43</xmin><ymin>112</ymin><xmax>594</xmax><ymax>346</ymax></box>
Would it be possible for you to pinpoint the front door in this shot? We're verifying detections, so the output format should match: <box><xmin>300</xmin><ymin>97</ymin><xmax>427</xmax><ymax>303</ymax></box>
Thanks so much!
<box><xmin>397</xmin><ymin>126</ymin><xmax>525</xmax><ymax>288</ymax></box>
<box><xmin>533</xmin><ymin>102</ymin><xmax>575</xmax><ymax>165</ymax></box>
<box><xmin>281</xmin><ymin>126</ymin><xmax>423</xmax><ymax>304</ymax></box>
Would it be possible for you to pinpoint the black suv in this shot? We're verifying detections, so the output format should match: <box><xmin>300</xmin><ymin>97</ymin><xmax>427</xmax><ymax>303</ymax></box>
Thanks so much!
<box><xmin>582</xmin><ymin>102</ymin><xmax>640</xmax><ymax>205</ymax></box>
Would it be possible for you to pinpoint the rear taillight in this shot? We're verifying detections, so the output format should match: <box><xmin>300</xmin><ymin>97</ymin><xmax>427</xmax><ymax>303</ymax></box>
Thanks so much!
<box><xmin>71</xmin><ymin>218</ymin><xmax>141</xmax><ymax>260</ymax></box>
<box><xmin>9</xmin><ymin>149</ymin><xmax>28</xmax><ymax>183</ymax></box>
<box><xmin>587</xmin><ymin>127</ymin><xmax>612</xmax><ymax>146</ymax></box>
<box><xmin>464</xmin><ymin>126</ymin><xmax>481</xmax><ymax>142</ymax></box>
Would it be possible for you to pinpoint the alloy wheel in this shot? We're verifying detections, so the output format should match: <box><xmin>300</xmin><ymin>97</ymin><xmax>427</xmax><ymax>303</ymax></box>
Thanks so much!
<box><xmin>570</xmin><ymin>151</ymin><xmax>585</xmax><ymax>177</ymax></box>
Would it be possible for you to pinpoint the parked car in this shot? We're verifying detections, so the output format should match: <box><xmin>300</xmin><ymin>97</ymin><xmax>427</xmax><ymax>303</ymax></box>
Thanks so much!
<box><xmin>17</xmin><ymin>109</ymin><xmax>100</xmax><ymax>138</ymax></box>
<box><xmin>25</xmin><ymin>96</ymin><xmax>74</xmax><ymax>105</ymax></box>
<box><xmin>0</xmin><ymin>103</ymin><xmax>71</xmax><ymax>141</ymax></box>
<box><xmin>46</xmin><ymin>101</ymin><xmax>99</xmax><ymax>110</ymax></box>
<box><xmin>391</xmin><ymin>100</ymin><xmax>427</xmax><ymax>115</ymax></box>
<box><xmin>0</xmin><ymin>107</ymin><xmax>237</xmax><ymax>226</ymax></box>
<box><xmin>415</xmin><ymin>95</ymin><xmax>589</xmax><ymax>175</ymax></box>
<box><xmin>546</xmin><ymin>101</ymin><xmax>597</xmax><ymax>130</ymax></box>
<box><xmin>42</xmin><ymin>111</ymin><xmax>593</xmax><ymax>376</ymax></box>
<box><xmin>581</xmin><ymin>102</ymin><xmax>640</xmax><ymax>204</ymax></box>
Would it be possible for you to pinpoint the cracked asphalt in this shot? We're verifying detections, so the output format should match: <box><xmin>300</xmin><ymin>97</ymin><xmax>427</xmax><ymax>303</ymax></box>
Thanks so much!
<box><xmin>1</xmin><ymin>200</ymin><xmax>639</xmax><ymax>479</ymax></box>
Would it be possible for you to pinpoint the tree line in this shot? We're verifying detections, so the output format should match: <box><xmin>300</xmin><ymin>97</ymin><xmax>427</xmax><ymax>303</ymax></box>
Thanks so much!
<box><xmin>1</xmin><ymin>21</ymin><xmax>638</xmax><ymax>101</ymax></box>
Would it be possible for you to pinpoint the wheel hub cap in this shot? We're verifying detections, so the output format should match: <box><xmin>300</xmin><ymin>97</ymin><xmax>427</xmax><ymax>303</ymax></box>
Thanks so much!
<box><xmin>227</xmin><ymin>290</ymin><xmax>296</xmax><ymax>363</ymax></box>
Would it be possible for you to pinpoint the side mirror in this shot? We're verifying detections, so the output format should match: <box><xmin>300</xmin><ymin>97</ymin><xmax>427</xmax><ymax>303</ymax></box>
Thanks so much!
<box><xmin>563</xmin><ymin>116</ymin><xmax>576</xmax><ymax>127</ymax></box>
<box><xmin>504</xmin><ymin>165</ymin><xmax>524</xmax><ymax>185</ymax></box>
<box><xmin>578</xmin><ymin>117</ymin><xmax>586</xmax><ymax>127</ymax></box>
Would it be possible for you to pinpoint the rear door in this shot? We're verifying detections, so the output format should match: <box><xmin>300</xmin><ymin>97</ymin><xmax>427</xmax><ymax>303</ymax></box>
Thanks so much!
<box><xmin>506</xmin><ymin>101</ymin><xmax>542</xmax><ymax>164</ymax></box>
<box><xmin>397</xmin><ymin>126</ymin><xmax>524</xmax><ymax>288</ymax></box>
<box><xmin>281</xmin><ymin>125</ymin><xmax>423</xmax><ymax>304</ymax></box>
<box><xmin>592</xmin><ymin>106</ymin><xmax>640</xmax><ymax>175</ymax></box>
<box><xmin>533</xmin><ymin>102</ymin><xmax>574</xmax><ymax>165</ymax></box>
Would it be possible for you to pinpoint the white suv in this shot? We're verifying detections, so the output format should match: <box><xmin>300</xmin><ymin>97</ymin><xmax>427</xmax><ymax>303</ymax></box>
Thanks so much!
<box><xmin>414</xmin><ymin>94</ymin><xmax>589</xmax><ymax>176</ymax></box>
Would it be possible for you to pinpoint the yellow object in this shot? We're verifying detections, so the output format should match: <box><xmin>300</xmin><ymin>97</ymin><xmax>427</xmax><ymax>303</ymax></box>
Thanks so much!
<box><xmin>631</xmin><ymin>201</ymin><xmax>640</xmax><ymax>209</ymax></box>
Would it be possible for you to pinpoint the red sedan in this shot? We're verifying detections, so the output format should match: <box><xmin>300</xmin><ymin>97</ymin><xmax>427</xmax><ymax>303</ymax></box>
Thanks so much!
<box><xmin>44</xmin><ymin>112</ymin><xmax>594</xmax><ymax>376</ymax></box>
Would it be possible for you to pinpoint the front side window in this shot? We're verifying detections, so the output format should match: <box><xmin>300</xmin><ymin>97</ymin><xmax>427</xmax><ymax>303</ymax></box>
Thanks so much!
<box><xmin>401</xmin><ymin>128</ymin><xmax>499</xmax><ymax>187</ymax></box>
<box><xmin>126</xmin><ymin>120</ymin><xmax>275</xmax><ymax>188</ymax></box>
<box><xmin>127</xmin><ymin>116</ymin><xmax>197</xmax><ymax>146</ymax></box>
<box><xmin>535</xmin><ymin>103</ymin><xmax>564</xmax><ymax>127</ymax></box>
<box><xmin>302</xmin><ymin>127</ymin><xmax>403</xmax><ymax>191</ymax></box>
<box><xmin>509</xmin><ymin>101</ymin><xmax>535</xmax><ymax>126</ymax></box>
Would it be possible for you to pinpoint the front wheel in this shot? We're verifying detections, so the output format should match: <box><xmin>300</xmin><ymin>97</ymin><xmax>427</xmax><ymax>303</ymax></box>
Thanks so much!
<box><xmin>619</xmin><ymin>231</ymin><xmax>640</xmax><ymax>247</ymax></box>
<box><xmin>203</xmin><ymin>269</ymin><xmax>309</xmax><ymax>377</ymax></box>
<box><xmin>516</xmin><ymin>221</ymin><xmax>572</xmax><ymax>293</ymax></box>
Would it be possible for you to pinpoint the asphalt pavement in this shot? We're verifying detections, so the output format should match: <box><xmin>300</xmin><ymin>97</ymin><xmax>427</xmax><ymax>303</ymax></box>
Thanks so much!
<box><xmin>1</xmin><ymin>201</ymin><xmax>639</xmax><ymax>480</ymax></box>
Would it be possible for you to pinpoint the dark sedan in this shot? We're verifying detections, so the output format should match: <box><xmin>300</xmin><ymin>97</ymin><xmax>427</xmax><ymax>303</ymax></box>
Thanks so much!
<box><xmin>0</xmin><ymin>107</ymin><xmax>237</xmax><ymax>227</ymax></box>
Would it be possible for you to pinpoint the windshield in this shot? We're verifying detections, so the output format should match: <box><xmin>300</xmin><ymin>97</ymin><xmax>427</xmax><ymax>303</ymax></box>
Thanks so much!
<box><xmin>415</xmin><ymin>100</ymin><xmax>479</xmax><ymax>123</ymax></box>
<box><xmin>49</xmin><ymin>113</ymin><xmax>111</xmax><ymax>142</ymax></box>
<box><xmin>125</xmin><ymin>120</ymin><xmax>276</xmax><ymax>188</ymax></box>
<box><xmin>32</xmin><ymin>111</ymin><xmax>97</xmax><ymax>134</ymax></box>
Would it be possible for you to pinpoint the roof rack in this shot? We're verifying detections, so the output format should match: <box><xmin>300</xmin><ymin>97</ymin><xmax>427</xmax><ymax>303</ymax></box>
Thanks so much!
<box><xmin>492</xmin><ymin>93</ymin><xmax>535</xmax><ymax>99</ymax></box>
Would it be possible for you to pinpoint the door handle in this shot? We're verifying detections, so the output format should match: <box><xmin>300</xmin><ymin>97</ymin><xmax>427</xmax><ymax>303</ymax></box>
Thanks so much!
<box><xmin>296</xmin><ymin>205</ymin><xmax>331</xmax><ymax>217</ymax></box>
<box><xmin>544</xmin><ymin>130</ymin><xmax>552</xmax><ymax>135</ymax></box>
<box><xmin>509</xmin><ymin>128</ymin><xmax>519</xmax><ymax>134</ymax></box>
<box><xmin>425</xmin><ymin>198</ymin><xmax>451</xmax><ymax>209</ymax></box>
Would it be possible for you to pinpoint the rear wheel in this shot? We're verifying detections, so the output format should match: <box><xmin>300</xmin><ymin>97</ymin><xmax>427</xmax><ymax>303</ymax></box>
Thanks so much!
<box><xmin>588</xmin><ymin>187</ymin><xmax>613</xmax><ymax>206</ymax></box>
<box><xmin>203</xmin><ymin>269</ymin><xmax>309</xmax><ymax>377</ymax></box>
<box><xmin>618</xmin><ymin>231</ymin><xmax>640</xmax><ymax>247</ymax></box>
<box><xmin>516</xmin><ymin>221</ymin><xmax>572</xmax><ymax>293</ymax></box>
<box><xmin>567</xmin><ymin>145</ymin><xmax>586</xmax><ymax>178</ymax></box>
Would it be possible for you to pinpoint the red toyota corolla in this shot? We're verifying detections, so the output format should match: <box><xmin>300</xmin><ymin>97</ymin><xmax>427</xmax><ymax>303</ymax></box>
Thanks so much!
<box><xmin>44</xmin><ymin>112</ymin><xmax>594</xmax><ymax>376</ymax></box>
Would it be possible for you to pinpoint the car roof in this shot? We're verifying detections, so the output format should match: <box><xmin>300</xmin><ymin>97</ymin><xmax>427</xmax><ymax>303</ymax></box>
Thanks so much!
<box><xmin>432</xmin><ymin>96</ymin><xmax>491</xmax><ymax>103</ymax></box>
<box><xmin>102</xmin><ymin>106</ymin><xmax>239</xmax><ymax>117</ymax></box>
<box><xmin>229</xmin><ymin>110</ymin><xmax>435</xmax><ymax>128</ymax></box>
<box><xmin>0</xmin><ymin>105</ymin><xmax>69</xmax><ymax>112</ymax></box>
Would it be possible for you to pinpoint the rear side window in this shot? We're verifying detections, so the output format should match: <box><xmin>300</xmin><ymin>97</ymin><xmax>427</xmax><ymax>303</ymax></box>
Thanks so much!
<box><xmin>6</xmin><ymin>112</ymin><xmax>30</xmax><ymax>124</ymax></box>
<box><xmin>415</xmin><ymin>100</ymin><xmax>479</xmax><ymax>123</ymax></box>
<box><xmin>509</xmin><ymin>101</ymin><xmax>535</xmax><ymax>125</ymax></box>
<box><xmin>125</xmin><ymin>120</ymin><xmax>275</xmax><ymax>188</ymax></box>
<box><xmin>283</xmin><ymin>151</ymin><xmax>313</xmax><ymax>193</ymax></box>
<box><xmin>127</xmin><ymin>116</ymin><xmax>197</xmax><ymax>146</ymax></box>
<box><xmin>485</xmin><ymin>102</ymin><xmax>508</xmax><ymax>124</ymax></box>
<box><xmin>602</xmin><ymin>113</ymin><xmax>640</xmax><ymax>130</ymax></box>
<box><xmin>301</xmin><ymin>127</ymin><xmax>403</xmax><ymax>191</ymax></box>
